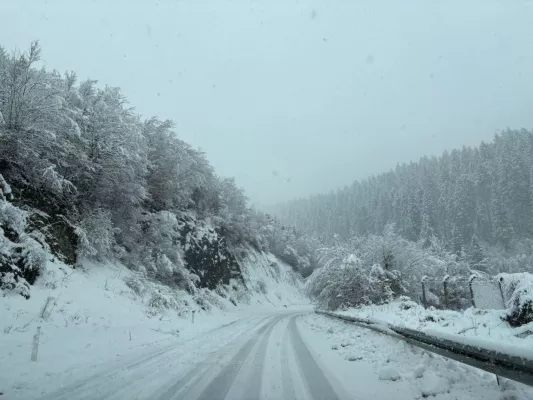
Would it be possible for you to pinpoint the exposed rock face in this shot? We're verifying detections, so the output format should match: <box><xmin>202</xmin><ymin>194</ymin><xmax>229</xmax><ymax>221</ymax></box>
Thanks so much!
<box><xmin>12</xmin><ymin>184</ymin><xmax>78</xmax><ymax>265</ymax></box>
<box><xmin>179</xmin><ymin>216</ymin><xmax>243</xmax><ymax>290</ymax></box>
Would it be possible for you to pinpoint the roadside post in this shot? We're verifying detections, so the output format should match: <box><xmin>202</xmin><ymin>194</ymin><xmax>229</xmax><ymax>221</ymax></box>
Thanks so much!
<box><xmin>31</xmin><ymin>326</ymin><xmax>41</xmax><ymax>361</ymax></box>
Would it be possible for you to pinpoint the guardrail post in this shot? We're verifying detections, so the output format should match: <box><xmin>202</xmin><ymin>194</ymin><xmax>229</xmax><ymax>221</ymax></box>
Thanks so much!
<box><xmin>443</xmin><ymin>275</ymin><xmax>450</xmax><ymax>309</ymax></box>
<box><xmin>421</xmin><ymin>276</ymin><xmax>428</xmax><ymax>309</ymax></box>
<box><xmin>469</xmin><ymin>275</ymin><xmax>477</xmax><ymax>308</ymax></box>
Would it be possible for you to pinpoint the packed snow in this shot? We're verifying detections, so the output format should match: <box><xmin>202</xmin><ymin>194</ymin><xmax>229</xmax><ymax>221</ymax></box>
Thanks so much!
<box><xmin>0</xmin><ymin>253</ymin><xmax>307</xmax><ymax>399</ymax></box>
<box><xmin>300</xmin><ymin>313</ymin><xmax>533</xmax><ymax>400</ymax></box>
<box><xmin>4</xmin><ymin>251</ymin><xmax>533</xmax><ymax>399</ymax></box>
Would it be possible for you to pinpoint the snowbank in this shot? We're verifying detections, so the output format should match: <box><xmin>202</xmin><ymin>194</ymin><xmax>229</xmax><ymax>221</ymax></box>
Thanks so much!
<box><xmin>301</xmin><ymin>313</ymin><xmax>533</xmax><ymax>400</ymax></box>
<box><xmin>335</xmin><ymin>298</ymin><xmax>533</xmax><ymax>354</ymax></box>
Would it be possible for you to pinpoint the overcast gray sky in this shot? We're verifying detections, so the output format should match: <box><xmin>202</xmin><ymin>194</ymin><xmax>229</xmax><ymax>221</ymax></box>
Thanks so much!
<box><xmin>2</xmin><ymin>0</ymin><xmax>533</xmax><ymax>206</ymax></box>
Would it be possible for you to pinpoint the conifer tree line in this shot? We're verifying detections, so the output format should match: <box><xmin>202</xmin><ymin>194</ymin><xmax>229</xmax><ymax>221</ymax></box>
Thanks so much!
<box><xmin>276</xmin><ymin>129</ymin><xmax>533</xmax><ymax>256</ymax></box>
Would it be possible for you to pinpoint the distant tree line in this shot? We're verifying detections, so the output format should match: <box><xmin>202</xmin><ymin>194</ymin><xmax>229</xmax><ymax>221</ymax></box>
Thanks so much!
<box><xmin>276</xmin><ymin>129</ymin><xmax>533</xmax><ymax>255</ymax></box>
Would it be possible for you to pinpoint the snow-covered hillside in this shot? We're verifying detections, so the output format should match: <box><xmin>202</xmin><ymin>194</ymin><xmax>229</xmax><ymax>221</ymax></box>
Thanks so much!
<box><xmin>237</xmin><ymin>247</ymin><xmax>305</xmax><ymax>307</ymax></box>
<box><xmin>0</xmin><ymin>250</ymin><xmax>307</xmax><ymax>397</ymax></box>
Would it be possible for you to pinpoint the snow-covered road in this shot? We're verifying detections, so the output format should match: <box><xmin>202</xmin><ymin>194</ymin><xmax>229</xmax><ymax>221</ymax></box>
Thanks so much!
<box><xmin>35</xmin><ymin>311</ymin><xmax>343</xmax><ymax>400</ymax></box>
<box><xmin>17</xmin><ymin>310</ymin><xmax>532</xmax><ymax>400</ymax></box>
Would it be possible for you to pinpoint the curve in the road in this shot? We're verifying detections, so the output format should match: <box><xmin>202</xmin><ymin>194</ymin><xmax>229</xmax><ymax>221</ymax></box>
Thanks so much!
<box><xmin>36</xmin><ymin>312</ymin><xmax>346</xmax><ymax>400</ymax></box>
<box><xmin>37</xmin><ymin>314</ymin><xmax>275</xmax><ymax>400</ymax></box>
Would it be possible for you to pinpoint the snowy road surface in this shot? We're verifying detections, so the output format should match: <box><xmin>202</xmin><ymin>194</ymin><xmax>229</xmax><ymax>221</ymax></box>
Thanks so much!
<box><xmin>36</xmin><ymin>311</ymin><xmax>348</xmax><ymax>400</ymax></box>
<box><xmin>14</xmin><ymin>310</ymin><xmax>529</xmax><ymax>400</ymax></box>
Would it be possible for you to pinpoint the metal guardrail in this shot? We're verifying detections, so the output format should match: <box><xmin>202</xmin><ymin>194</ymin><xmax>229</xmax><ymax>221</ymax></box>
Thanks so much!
<box><xmin>316</xmin><ymin>310</ymin><xmax>533</xmax><ymax>387</ymax></box>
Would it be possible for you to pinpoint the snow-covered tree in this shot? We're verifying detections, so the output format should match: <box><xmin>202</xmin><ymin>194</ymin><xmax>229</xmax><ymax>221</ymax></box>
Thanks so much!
<box><xmin>0</xmin><ymin>174</ymin><xmax>46</xmax><ymax>299</ymax></box>
<box><xmin>0</xmin><ymin>42</ymin><xmax>312</xmax><ymax>299</ymax></box>
<box><xmin>275</xmin><ymin>129</ymin><xmax>533</xmax><ymax>268</ymax></box>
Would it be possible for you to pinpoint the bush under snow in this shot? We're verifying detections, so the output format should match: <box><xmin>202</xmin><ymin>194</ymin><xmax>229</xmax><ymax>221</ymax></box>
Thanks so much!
<box><xmin>500</xmin><ymin>273</ymin><xmax>533</xmax><ymax>327</ymax></box>
<box><xmin>0</xmin><ymin>174</ymin><xmax>47</xmax><ymax>299</ymax></box>
<box><xmin>307</xmin><ymin>225</ymin><xmax>473</xmax><ymax>311</ymax></box>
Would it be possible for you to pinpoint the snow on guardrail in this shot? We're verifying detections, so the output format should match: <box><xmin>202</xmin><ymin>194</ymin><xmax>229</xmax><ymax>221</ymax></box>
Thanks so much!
<box><xmin>316</xmin><ymin>310</ymin><xmax>533</xmax><ymax>387</ymax></box>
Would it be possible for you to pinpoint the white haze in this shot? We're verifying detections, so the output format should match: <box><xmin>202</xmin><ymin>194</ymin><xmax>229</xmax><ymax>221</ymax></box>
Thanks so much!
<box><xmin>2</xmin><ymin>0</ymin><xmax>533</xmax><ymax>206</ymax></box>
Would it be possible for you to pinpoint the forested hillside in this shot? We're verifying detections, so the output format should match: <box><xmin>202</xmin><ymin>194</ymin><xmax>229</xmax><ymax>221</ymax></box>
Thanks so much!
<box><xmin>275</xmin><ymin>130</ymin><xmax>533</xmax><ymax>310</ymax></box>
<box><xmin>0</xmin><ymin>42</ymin><xmax>311</xmax><ymax>300</ymax></box>
<box><xmin>276</xmin><ymin>130</ymin><xmax>533</xmax><ymax>252</ymax></box>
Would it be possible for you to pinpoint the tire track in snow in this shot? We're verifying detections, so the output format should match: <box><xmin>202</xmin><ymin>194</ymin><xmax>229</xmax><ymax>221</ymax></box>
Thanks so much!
<box><xmin>192</xmin><ymin>315</ymin><xmax>285</xmax><ymax>400</ymax></box>
<box><xmin>156</xmin><ymin>315</ymin><xmax>281</xmax><ymax>400</ymax></box>
<box><xmin>281</xmin><ymin>318</ymin><xmax>298</xmax><ymax>400</ymax></box>
<box><xmin>288</xmin><ymin>316</ymin><xmax>341</xmax><ymax>400</ymax></box>
<box><xmin>37</xmin><ymin>314</ymin><xmax>274</xmax><ymax>400</ymax></box>
<box><xmin>36</xmin><ymin>312</ymin><xmax>345</xmax><ymax>400</ymax></box>
<box><xmin>225</xmin><ymin>314</ymin><xmax>288</xmax><ymax>399</ymax></box>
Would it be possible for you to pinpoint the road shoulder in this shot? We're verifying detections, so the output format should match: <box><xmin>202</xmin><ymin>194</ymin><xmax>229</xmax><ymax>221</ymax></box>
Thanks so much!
<box><xmin>296</xmin><ymin>314</ymin><xmax>527</xmax><ymax>400</ymax></box>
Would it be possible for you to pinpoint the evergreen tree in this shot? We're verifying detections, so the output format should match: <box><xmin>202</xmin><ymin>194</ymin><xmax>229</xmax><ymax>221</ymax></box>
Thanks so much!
<box><xmin>275</xmin><ymin>130</ymin><xmax>533</xmax><ymax>253</ymax></box>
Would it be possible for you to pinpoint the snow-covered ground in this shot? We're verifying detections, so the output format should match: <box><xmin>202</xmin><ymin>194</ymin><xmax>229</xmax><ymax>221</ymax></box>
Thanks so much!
<box><xmin>335</xmin><ymin>299</ymin><xmax>533</xmax><ymax>354</ymax></box>
<box><xmin>0</xmin><ymin>252</ymin><xmax>307</xmax><ymax>399</ymax></box>
<box><xmin>300</xmin><ymin>313</ymin><xmax>533</xmax><ymax>400</ymax></box>
<box><xmin>4</xmin><ymin>267</ymin><xmax>533</xmax><ymax>400</ymax></box>
<box><xmin>6</xmin><ymin>250</ymin><xmax>533</xmax><ymax>400</ymax></box>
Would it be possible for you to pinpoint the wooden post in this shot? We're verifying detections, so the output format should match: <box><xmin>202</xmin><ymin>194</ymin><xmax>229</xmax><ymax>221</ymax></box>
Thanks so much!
<box><xmin>443</xmin><ymin>275</ymin><xmax>450</xmax><ymax>309</ymax></box>
<box><xmin>498</xmin><ymin>277</ymin><xmax>506</xmax><ymax>308</ymax></box>
<box><xmin>421</xmin><ymin>276</ymin><xmax>428</xmax><ymax>309</ymax></box>
<box><xmin>31</xmin><ymin>326</ymin><xmax>41</xmax><ymax>361</ymax></box>
<box><xmin>469</xmin><ymin>275</ymin><xmax>477</xmax><ymax>308</ymax></box>
<box><xmin>192</xmin><ymin>310</ymin><xmax>195</xmax><ymax>324</ymax></box>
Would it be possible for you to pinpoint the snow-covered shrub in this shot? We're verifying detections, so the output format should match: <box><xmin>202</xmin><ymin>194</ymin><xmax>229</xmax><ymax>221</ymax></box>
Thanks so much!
<box><xmin>0</xmin><ymin>271</ymin><xmax>30</xmax><ymax>299</ymax></box>
<box><xmin>500</xmin><ymin>273</ymin><xmax>533</xmax><ymax>327</ymax></box>
<box><xmin>146</xmin><ymin>286</ymin><xmax>190</xmax><ymax>317</ymax></box>
<box><xmin>309</xmin><ymin>226</ymin><xmax>475</xmax><ymax>311</ymax></box>
<box><xmin>307</xmin><ymin>255</ymin><xmax>394</xmax><ymax>310</ymax></box>
<box><xmin>227</xmin><ymin>278</ymin><xmax>251</xmax><ymax>305</ymax></box>
<box><xmin>308</xmin><ymin>229</ymin><xmax>411</xmax><ymax>310</ymax></box>
<box><xmin>123</xmin><ymin>275</ymin><xmax>148</xmax><ymax>298</ymax></box>
<box><xmin>255</xmin><ymin>213</ymin><xmax>317</xmax><ymax>275</ymax></box>
<box><xmin>499</xmin><ymin>273</ymin><xmax>526</xmax><ymax>304</ymax></box>
<box><xmin>75</xmin><ymin>208</ymin><xmax>116</xmax><ymax>259</ymax></box>
<box><xmin>194</xmin><ymin>288</ymin><xmax>226</xmax><ymax>311</ymax></box>
<box><xmin>398</xmin><ymin>295</ymin><xmax>418</xmax><ymax>310</ymax></box>
<box><xmin>214</xmin><ymin>283</ymin><xmax>228</xmax><ymax>298</ymax></box>
<box><xmin>127</xmin><ymin>211</ymin><xmax>199</xmax><ymax>292</ymax></box>
<box><xmin>147</xmin><ymin>290</ymin><xmax>174</xmax><ymax>316</ymax></box>
<box><xmin>0</xmin><ymin>174</ymin><xmax>47</xmax><ymax>299</ymax></box>
<box><xmin>369</xmin><ymin>263</ymin><xmax>406</xmax><ymax>302</ymax></box>
<box><xmin>42</xmin><ymin>165</ymin><xmax>76</xmax><ymax>195</ymax></box>
<box><xmin>256</xmin><ymin>279</ymin><xmax>267</xmax><ymax>294</ymax></box>
<box><xmin>0</xmin><ymin>175</ymin><xmax>11</xmax><ymax>200</ymax></box>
